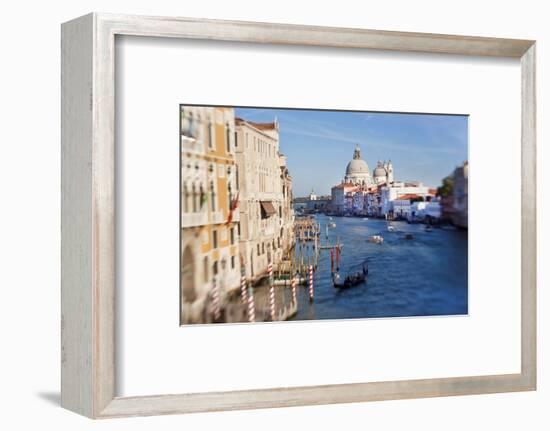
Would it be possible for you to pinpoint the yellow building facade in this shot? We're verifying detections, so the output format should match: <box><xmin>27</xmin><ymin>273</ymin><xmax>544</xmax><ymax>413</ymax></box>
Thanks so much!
<box><xmin>180</xmin><ymin>106</ymin><xmax>241</xmax><ymax>324</ymax></box>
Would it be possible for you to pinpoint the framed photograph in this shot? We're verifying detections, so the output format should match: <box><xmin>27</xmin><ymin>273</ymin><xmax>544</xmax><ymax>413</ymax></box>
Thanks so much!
<box><xmin>61</xmin><ymin>13</ymin><xmax>536</xmax><ymax>418</ymax></box>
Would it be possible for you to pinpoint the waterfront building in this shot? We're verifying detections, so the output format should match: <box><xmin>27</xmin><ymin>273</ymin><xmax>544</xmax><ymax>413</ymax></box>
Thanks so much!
<box><xmin>330</xmin><ymin>145</ymin><xmax>439</xmax><ymax>218</ymax></box>
<box><xmin>452</xmin><ymin>161</ymin><xmax>468</xmax><ymax>228</ymax></box>
<box><xmin>235</xmin><ymin>117</ymin><xmax>294</xmax><ymax>280</ymax></box>
<box><xmin>180</xmin><ymin>106</ymin><xmax>241</xmax><ymax>324</ymax></box>
<box><xmin>330</xmin><ymin>182</ymin><xmax>357</xmax><ymax>214</ymax></box>
<box><xmin>379</xmin><ymin>182</ymin><xmax>431</xmax><ymax>216</ymax></box>
<box><xmin>410</xmin><ymin>200</ymin><xmax>442</xmax><ymax>222</ymax></box>
<box><xmin>309</xmin><ymin>188</ymin><xmax>317</xmax><ymax>201</ymax></box>
<box><xmin>392</xmin><ymin>196</ymin><xmax>414</xmax><ymax>219</ymax></box>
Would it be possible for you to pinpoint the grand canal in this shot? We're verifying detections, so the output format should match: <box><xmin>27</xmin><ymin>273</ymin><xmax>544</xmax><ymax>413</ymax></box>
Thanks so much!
<box><xmin>290</xmin><ymin>214</ymin><xmax>468</xmax><ymax>321</ymax></box>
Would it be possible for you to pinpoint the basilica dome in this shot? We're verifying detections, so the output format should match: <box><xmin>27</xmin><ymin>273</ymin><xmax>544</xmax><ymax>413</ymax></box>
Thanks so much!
<box><xmin>373</xmin><ymin>165</ymin><xmax>387</xmax><ymax>177</ymax></box>
<box><xmin>346</xmin><ymin>158</ymin><xmax>370</xmax><ymax>176</ymax></box>
<box><xmin>344</xmin><ymin>144</ymin><xmax>372</xmax><ymax>185</ymax></box>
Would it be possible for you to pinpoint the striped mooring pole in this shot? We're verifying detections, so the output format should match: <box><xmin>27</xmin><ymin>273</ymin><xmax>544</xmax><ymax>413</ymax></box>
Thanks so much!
<box><xmin>240</xmin><ymin>266</ymin><xmax>247</xmax><ymax>304</ymax></box>
<box><xmin>308</xmin><ymin>264</ymin><xmax>314</xmax><ymax>302</ymax></box>
<box><xmin>268</xmin><ymin>262</ymin><xmax>275</xmax><ymax>321</ymax></box>
<box><xmin>247</xmin><ymin>285</ymin><xmax>256</xmax><ymax>322</ymax></box>
<box><xmin>291</xmin><ymin>273</ymin><xmax>297</xmax><ymax>305</ymax></box>
<box><xmin>212</xmin><ymin>277</ymin><xmax>221</xmax><ymax>321</ymax></box>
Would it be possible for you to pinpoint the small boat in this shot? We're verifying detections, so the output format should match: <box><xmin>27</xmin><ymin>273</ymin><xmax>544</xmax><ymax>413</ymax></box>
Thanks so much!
<box><xmin>425</xmin><ymin>225</ymin><xmax>433</xmax><ymax>232</ymax></box>
<box><xmin>333</xmin><ymin>264</ymin><xmax>368</xmax><ymax>289</ymax></box>
<box><xmin>387</xmin><ymin>225</ymin><xmax>395</xmax><ymax>232</ymax></box>
<box><xmin>363</xmin><ymin>217</ymin><xmax>369</xmax><ymax>221</ymax></box>
<box><xmin>404</xmin><ymin>233</ymin><xmax>414</xmax><ymax>240</ymax></box>
<box><xmin>368</xmin><ymin>235</ymin><xmax>384</xmax><ymax>244</ymax></box>
<box><xmin>328</xmin><ymin>222</ymin><xmax>336</xmax><ymax>228</ymax></box>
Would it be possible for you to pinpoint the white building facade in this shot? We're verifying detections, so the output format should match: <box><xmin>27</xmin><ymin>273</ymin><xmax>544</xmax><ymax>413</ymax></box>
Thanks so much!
<box><xmin>235</xmin><ymin>118</ymin><xmax>294</xmax><ymax>280</ymax></box>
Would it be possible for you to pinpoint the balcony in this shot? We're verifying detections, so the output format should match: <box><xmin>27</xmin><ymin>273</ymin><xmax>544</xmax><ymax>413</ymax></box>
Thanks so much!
<box><xmin>181</xmin><ymin>135</ymin><xmax>204</xmax><ymax>155</ymax></box>
<box><xmin>181</xmin><ymin>212</ymin><xmax>208</xmax><ymax>228</ymax></box>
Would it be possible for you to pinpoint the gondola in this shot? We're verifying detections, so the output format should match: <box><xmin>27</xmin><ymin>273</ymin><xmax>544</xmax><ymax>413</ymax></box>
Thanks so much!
<box><xmin>332</xmin><ymin>263</ymin><xmax>368</xmax><ymax>289</ymax></box>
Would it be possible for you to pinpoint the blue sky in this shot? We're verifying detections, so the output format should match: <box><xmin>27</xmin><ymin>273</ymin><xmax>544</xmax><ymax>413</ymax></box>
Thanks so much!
<box><xmin>235</xmin><ymin>107</ymin><xmax>468</xmax><ymax>197</ymax></box>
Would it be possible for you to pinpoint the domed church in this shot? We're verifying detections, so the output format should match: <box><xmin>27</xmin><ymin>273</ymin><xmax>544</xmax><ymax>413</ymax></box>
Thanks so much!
<box><xmin>344</xmin><ymin>144</ymin><xmax>394</xmax><ymax>186</ymax></box>
<box><xmin>344</xmin><ymin>145</ymin><xmax>373</xmax><ymax>185</ymax></box>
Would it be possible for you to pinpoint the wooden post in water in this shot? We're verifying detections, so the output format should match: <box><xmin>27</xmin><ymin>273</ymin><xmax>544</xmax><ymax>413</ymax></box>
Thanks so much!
<box><xmin>240</xmin><ymin>264</ymin><xmax>247</xmax><ymax>305</ymax></box>
<box><xmin>291</xmin><ymin>273</ymin><xmax>297</xmax><ymax>306</ymax></box>
<box><xmin>308</xmin><ymin>264</ymin><xmax>314</xmax><ymax>302</ymax></box>
<box><xmin>268</xmin><ymin>262</ymin><xmax>275</xmax><ymax>321</ymax></box>
<box><xmin>212</xmin><ymin>277</ymin><xmax>221</xmax><ymax>321</ymax></box>
<box><xmin>247</xmin><ymin>285</ymin><xmax>255</xmax><ymax>323</ymax></box>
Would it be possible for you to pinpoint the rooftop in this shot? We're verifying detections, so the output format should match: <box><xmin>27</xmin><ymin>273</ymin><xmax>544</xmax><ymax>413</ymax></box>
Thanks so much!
<box><xmin>235</xmin><ymin>117</ymin><xmax>277</xmax><ymax>131</ymax></box>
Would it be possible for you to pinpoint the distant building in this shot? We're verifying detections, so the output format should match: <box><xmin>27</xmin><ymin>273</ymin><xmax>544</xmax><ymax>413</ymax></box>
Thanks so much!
<box><xmin>180</xmin><ymin>106</ymin><xmax>241</xmax><ymax>324</ymax></box>
<box><xmin>410</xmin><ymin>200</ymin><xmax>442</xmax><ymax>222</ymax></box>
<box><xmin>439</xmin><ymin>161</ymin><xmax>468</xmax><ymax>228</ymax></box>
<box><xmin>379</xmin><ymin>182</ymin><xmax>432</xmax><ymax>217</ymax></box>
<box><xmin>330</xmin><ymin>145</ymin><xmax>441</xmax><ymax>218</ymax></box>
<box><xmin>452</xmin><ymin>161</ymin><xmax>468</xmax><ymax>228</ymax></box>
<box><xmin>344</xmin><ymin>145</ymin><xmax>373</xmax><ymax>185</ymax></box>
<box><xmin>331</xmin><ymin>183</ymin><xmax>357</xmax><ymax>214</ymax></box>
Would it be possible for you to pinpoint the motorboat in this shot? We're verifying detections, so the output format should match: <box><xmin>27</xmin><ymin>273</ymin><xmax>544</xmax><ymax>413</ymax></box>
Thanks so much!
<box><xmin>368</xmin><ymin>235</ymin><xmax>384</xmax><ymax>244</ymax></box>
<box><xmin>387</xmin><ymin>224</ymin><xmax>396</xmax><ymax>232</ymax></box>
<box><xmin>404</xmin><ymin>233</ymin><xmax>414</xmax><ymax>240</ymax></box>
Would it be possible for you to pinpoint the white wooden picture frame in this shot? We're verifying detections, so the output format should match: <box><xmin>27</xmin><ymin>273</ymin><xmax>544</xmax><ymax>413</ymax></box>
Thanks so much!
<box><xmin>61</xmin><ymin>12</ymin><xmax>536</xmax><ymax>418</ymax></box>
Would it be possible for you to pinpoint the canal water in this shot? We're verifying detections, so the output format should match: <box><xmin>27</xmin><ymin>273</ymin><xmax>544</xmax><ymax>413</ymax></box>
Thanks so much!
<box><xmin>291</xmin><ymin>214</ymin><xmax>468</xmax><ymax>321</ymax></box>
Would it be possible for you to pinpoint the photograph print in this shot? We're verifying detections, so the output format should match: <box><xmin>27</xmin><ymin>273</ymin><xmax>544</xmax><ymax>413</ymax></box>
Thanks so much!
<box><xmin>180</xmin><ymin>106</ymin><xmax>468</xmax><ymax>325</ymax></box>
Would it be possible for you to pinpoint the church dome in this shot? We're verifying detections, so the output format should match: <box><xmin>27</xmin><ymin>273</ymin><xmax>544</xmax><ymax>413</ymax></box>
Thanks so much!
<box><xmin>346</xmin><ymin>158</ymin><xmax>370</xmax><ymax>176</ymax></box>
<box><xmin>373</xmin><ymin>165</ymin><xmax>387</xmax><ymax>177</ymax></box>
<box><xmin>344</xmin><ymin>144</ymin><xmax>372</xmax><ymax>185</ymax></box>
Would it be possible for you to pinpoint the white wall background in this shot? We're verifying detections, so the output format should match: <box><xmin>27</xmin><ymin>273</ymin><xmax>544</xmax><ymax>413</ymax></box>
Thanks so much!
<box><xmin>0</xmin><ymin>0</ymin><xmax>547</xmax><ymax>429</ymax></box>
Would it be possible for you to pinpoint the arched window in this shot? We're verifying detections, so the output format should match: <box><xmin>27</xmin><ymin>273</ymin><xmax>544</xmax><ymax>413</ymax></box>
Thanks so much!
<box><xmin>199</xmin><ymin>185</ymin><xmax>205</xmax><ymax>210</ymax></box>
<box><xmin>192</xmin><ymin>183</ymin><xmax>197</xmax><ymax>212</ymax></box>
<box><xmin>203</xmin><ymin>256</ymin><xmax>209</xmax><ymax>283</ymax></box>
<box><xmin>226</xmin><ymin>122</ymin><xmax>231</xmax><ymax>153</ymax></box>
<box><xmin>207</xmin><ymin>118</ymin><xmax>213</xmax><ymax>149</ymax></box>
<box><xmin>227</xmin><ymin>181</ymin><xmax>232</xmax><ymax>211</ymax></box>
<box><xmin>182</xmin><ymin>184</ymin><xmax>188</xmax><ymax>213</ymax></box>
<box><xmin>210</xmin><ymin>181</ymin><xmax>216</xmax><ymax>212</ymax></box>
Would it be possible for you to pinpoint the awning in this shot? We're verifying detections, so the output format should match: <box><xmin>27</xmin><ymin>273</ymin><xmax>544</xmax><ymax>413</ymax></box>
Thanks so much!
<box><xmin>260</xmin><ymin>201</ymin><xmax>277</xmax><ymax>218</ymax></box>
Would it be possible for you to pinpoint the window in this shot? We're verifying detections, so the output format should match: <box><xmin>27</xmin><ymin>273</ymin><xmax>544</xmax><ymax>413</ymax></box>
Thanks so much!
<box><xmin>227</xmin><ymin>181</ymin><xmax>232</xmax><ymax>211</ymax></box>
<box><xmin>231</xmin><ymin>256</ymin><xmax>235</xmax><ymax>269</ymax></box>
<box><xmin>230</xmin><ymin>227</ymin><xmax>235</xmax><ymax>245</ymax></box>
<box><xmin>234</xmin><ymin>131</ymin><xmax>238</xmax><ymax>149</ymax></box>
<box><xmin>237</xmin><ymin>222</ymin><xmax>241</xmax><ymax>236</ymax></box>
<box><xmin>207</xmin><ymin>119</ymin><xmax>213</xmax><ymax>149</ymax></box>
<box><xmin>257</xmin><ymin>244</ymin><xmax>260</xmax><ymax>256</ymax></box>
<box><xmin>203</xmin><ymin>256</ymin><xmax>209</xmax><ymax>282</ymax></box>
<box><xmin>182</xmin><ymin>185</ymin><xmax>188</xmax><ymax>213</ymax></box>
<box><xmin>192</xmin><ymin>184</ymin><xmax>197</xmax><ymax>212</ymax></box>
<box><xmin>210</xmin><ymin>182</ymin><xmax>216</xmax><ymax>211</ymax></box>
<box><xmin>226</xmin><ymin>123</ymin><xmax>231</xmax><ymax>153</ymax></box>
<box><xmin>213</xmin><ymin>261</ymin><xmax>218</xmax><ymax>276</ymax></box>
<box><xmin>213</xmin><ymin>230</ymin><xmax>218</xmax><ymax>248</ymax></box>
<box><xmin>181</xmin><ymin>109</ymin><xmax>197</xmax><ymax>138</ymax></box>
<box><xmin>262</xmin><ymin>243</ymin><xmax>265</xmax><ymax>254</ymax></box>
<box><xmin>199</xmin><ymin>185</ymin><xmax>205</xmax><ymax>210</ymax></box>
